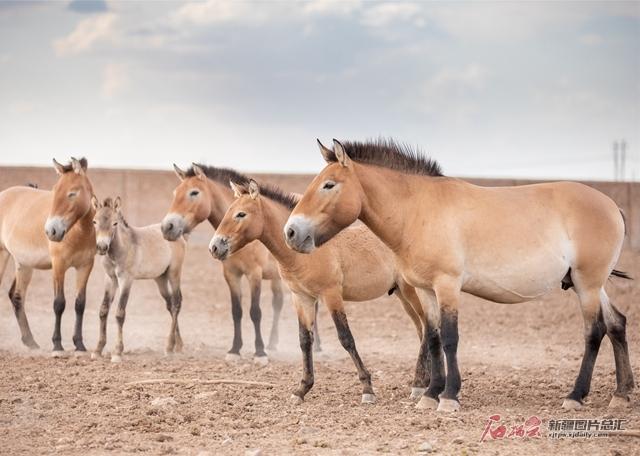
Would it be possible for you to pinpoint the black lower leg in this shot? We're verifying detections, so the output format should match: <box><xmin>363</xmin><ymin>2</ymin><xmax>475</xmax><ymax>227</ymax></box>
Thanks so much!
<box><xmin>567</xmin><ymin>311</ymin><xmax>606</xmax><ymax>403</ymax></box>
<box><xmin>313</xmin><ymin>301</ymin><xmax>322</xmax><ymax>352</ymax></box>
<box><xmin>250</xmin><ymin>285</ymin><xmax>266</xmax><ymax>357</ymax></box>
<box><xmin>606</xmin><ymin>305</ymin><xmax>635</xmax><ymax>398</ymax></box>
<box><xmin>229</xmin><ymin>293</ymin><xmax>243</xmax><ymax>354</ymax></box>
<box><xmin>72</xmin><ymin>292</ymin><xmax>87</xmax><ymax>351</ymax></box>
<box><xmin>331</xmin><ymin>310</ymin><xmax>373</xmax><ymax>396</ymax></box>
<box><xmin>440</xmin><ymin>311</ymin><xmax>461</xmax><ymax>401</ymax></box>
<box><xmin>294</xmin><ymin>319</ymin><xmax>314</xmax><ymax>399</ymax></box>
<box><xmin>52</xmin><ymin>295</ymin><xmax>66</xmax><ymax>351</ymax></box>
<box><xmin>425</xmin><ymin>321</ymin><xmax>445</xmax><ymax>400</ymax></box>
<box><xmin>413</xmin><ymin>336</ymin><xmax>431</xmax><ymax>389</ymax></box>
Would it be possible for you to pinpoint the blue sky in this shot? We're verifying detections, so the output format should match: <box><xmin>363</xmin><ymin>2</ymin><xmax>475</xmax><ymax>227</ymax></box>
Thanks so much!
<box><xmin>0</xmin><ymin>0</ymin><xmax>638</xmax><ymax>180</ymax></box>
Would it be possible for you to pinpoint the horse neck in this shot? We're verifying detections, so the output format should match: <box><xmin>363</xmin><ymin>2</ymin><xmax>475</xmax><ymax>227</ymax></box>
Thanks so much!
<box><xmin>259</xmin><ymin>198</ymin><xmax>299</xmax><ymax>268</ymax></box>
<box><xmin>206</xmin><ymin>179</ymin><xmax>235</xmax><ymax>229</ymax></box>
<box><xmin>108</xmin><ymin>223</ymin><xmax>132</xmax><ymax>261</ymax></box>
<box><xmin>355</xmin><ymin>163</ymin><xmax>431</xmax><ymax>253</ymax></box>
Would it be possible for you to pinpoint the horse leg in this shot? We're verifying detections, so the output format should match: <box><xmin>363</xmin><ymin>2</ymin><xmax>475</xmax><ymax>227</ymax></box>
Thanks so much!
<box><xmin>248</xmin><ymin>271</ymin><xmax>267</xmax><ymax>363</ymax></box>
<box><xmin>155</xmin><ymin>275</ymin><xmax>176</xmax><ymax>355</ymax></box>
<box><xmin>313</xmin><ymin>301</ymin><xmax>322</xmax><ymax>352</ymax></box>
<box><xmin>51</xmin><ymin>261</ymin><xmax>67</xmax><ymax>355</ymax></box>
<box><xmin>223</xmin><ymin>267</ymin><xmax>243</xmax><ymax>361</ymax></box>
<box><xmin>112</xmin><ymin>277</ymin><xmax>132</xmax><ymax>363</ymax></box>
<box><xmin>291</xmin><ymin>293</ymin><xmax>316</xmax><ymax>403</ymax></box>
<box><xmin>324</xmin><ymin>292</ymin><xmax>375</xmax><ymax>404</ymax></box>
<box><xmin>266</xmin><ymin>278</ymin><xmax>283</xmax><ymax>351</ymax></box>
<box><xmin>415</xmin><ymin>288</ymin><xmax>446</xmax><ymax>410</ymax></box>
<box><xmin>72</xmin><ymin>261</ymin><xmax>93</xmax><ymax>352</ymax></box>
<box><xmin>601</xmin><ymin>290</ymin><xmax>634</xmax><ymax>408</ymax></box>
<box><xmin>9</xmin><ymin>265</ymin><xmax>39</xmax><ymax>349</ymax></box>
<box><xmin>168</xmin><ymin>268</ymin><xmax>183</xmax><ymax>353</ymax></box>
<box><xmin>93</xmin><ymin>271</ymin><xmax>118</xmax><ymax>359</ymax></box>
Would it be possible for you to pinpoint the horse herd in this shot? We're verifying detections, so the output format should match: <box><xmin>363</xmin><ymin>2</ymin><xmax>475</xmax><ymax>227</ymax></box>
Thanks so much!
<box><xmin>0</xmin><ymin>138</ymin><xmax>634</xmax><ymax>413</ymax></box>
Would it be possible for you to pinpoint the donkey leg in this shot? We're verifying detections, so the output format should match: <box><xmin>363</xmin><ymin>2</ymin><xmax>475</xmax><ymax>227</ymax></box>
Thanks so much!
<box><xmin>10</xmin><ymin>265</ymin><xmax>39</xmax><ymax>349</ymax></box>
<box><xmin>601</xmin><ymin>290</ymin><xmax>635</xmax><ymax>408</ymax></box>
<box><xmin>72</xmin><ymin>261</ymin><xmax>93</xmax><ymax>352</ymax></box>
<box><xmin>93</xmin><ymin>272</ymin><xmax>118</xmax><ymax>359</ymax></box>
<box><xmin>266</xmin><ymin>278</ymin><xmax>283</xmax><ymax>351</ymax></box>
<box><xmin>155</xmin><ymin>275</ymin><xmax>176</xmax><ymax>354</ymax></box>
<box><xmin>324</xmin><ymin>292</ymin><xmax>375</xmax><ymax>404</ymax></box>
<box><xmin>313</xmin><ymin>301</ymin><xmax>322</xmax><ymax>352</ymax></box>
<box><xmin>248</xmin><ymin>272</ymin><xmax>267</xmax><ymax>363</ymax></box>
<box><xmin>415</xmin><ymin>288</ymin><xmax>445</xmax><ymax>410</ymax></box>
<box><xmin>563</xmin><ymin>290</ymin><xmax>606</xmax><ymax>410</ymax></box>
<box><xmin>51</xmin><ymin>262</ymin><xmax>67</xmax><ymax>355</ymax></box>
<box><xmin>223</xmin><ymin>268</ymin><xmax>243</xmax><ymax>361</ymax></box>
<box><xmin>291</xmin><ymin>294</ymin><xmax>316</xmax><ymax>403</ymax></box>
<box><xmin>112</xmin><ymin>278</ymin><xmax>132</xmax><ymax>363</ymax></box>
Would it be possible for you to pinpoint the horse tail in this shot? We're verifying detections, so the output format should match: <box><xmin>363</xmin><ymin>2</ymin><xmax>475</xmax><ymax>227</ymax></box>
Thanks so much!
<box><xmin>611</xmin><ymin>269</ymin><xmax>632</xmax><ymax>281</ymax></box>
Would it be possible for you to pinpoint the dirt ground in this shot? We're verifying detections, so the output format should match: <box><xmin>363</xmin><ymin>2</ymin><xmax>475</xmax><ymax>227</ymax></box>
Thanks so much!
<box><xmin>1</xmin><ymin>177</ymin><xmax>639</xmax><ymax>455</ymax></box>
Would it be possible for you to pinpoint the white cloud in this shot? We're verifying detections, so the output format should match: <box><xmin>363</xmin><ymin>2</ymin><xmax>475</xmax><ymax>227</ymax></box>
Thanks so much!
<box><xmin>173</xmin><ymin>0</ymin><xmax>258</xmax><ymax>25</ymax></box>
<box><xmin>53</xmin><ymin>13</ymin><xmax>116</xmax><ymax>56</ymax></box>
<box><xmin>102</xmin><ymin>63</ymin><xmax>129</xmax><ymax>98</ymax></box>
<box><xmin>303</xmin><ymin>0</ymin><xmax>361</xmax><ymax>17</ymax></box>
<box><xmin>361</xmin><ymin>2</ymin><xmax>422</xmax><ymax>27</ymax></box>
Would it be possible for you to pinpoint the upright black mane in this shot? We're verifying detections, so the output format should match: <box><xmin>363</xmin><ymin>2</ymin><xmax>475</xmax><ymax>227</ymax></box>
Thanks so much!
<box><xmin>325</xmin><ymin>138</ymin><xmax>443</xmax><ymax>177</ymax></box>
<box><xmin>188</xmin><ymin>164</ymin><xmax>299</xmax><ymax>210</ymax></box>
<box><xmin>57</xmin><ymin>157</ymin><xmax>88</xmax><ymax>173</ymax></box>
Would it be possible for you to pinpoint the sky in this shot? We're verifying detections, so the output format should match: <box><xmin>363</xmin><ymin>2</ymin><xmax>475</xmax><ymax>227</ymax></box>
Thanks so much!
<box><xmin>0</xmin><ymin>0</ymin><xmax>638</xmax><ymax>180</ymax></box>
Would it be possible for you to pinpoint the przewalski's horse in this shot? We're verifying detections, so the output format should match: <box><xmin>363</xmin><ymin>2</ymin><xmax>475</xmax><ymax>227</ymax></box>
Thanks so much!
<box><xmin>0</xmin><ymin>158</ymin><xmax>96</xmax><ymax>354</ymax></box>
<box><xmin>161</xmin><ymin>164</ymin><xmax>288</xmax><ymax>365</ymax></box>
<box><xmin>210</xmin><ymin>178</ymin><xmax>427</xmax><ymax>404</ymax></box>
<box><xmin>91</xmin><ymin>197</ymin><xmax>186</xmax><ymax>362</ymax></box>
<box><xmin>285</xmin><ymin>138</ymin><xmax>634</xmax><ymax>412</ymax></box>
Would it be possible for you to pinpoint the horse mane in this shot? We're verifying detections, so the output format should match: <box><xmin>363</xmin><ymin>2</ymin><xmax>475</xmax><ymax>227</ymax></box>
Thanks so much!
<box><xmin>57</xmin><ymin>157</ymin><xmax>88</xmax><ymax>173</ymax></box>
<box><xmin>325</xmin><ymin>138</ymin><xmax>443</xmax><ymax>177</ymax></box>
<box><xmin>188</xmin><ymin>164</ymin><xmax>299</xmax><ymax>210</ymax></box>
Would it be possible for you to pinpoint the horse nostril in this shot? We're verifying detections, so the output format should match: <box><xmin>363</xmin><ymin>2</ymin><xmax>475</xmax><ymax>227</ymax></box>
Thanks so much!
<box><xmin>287</xmin><ymin>227</ymin><xmax>295</xmax><ymax>240</ymax></box>
<box><xmin>212</xmin><ymin>244</ymin><xmax>218</xmax><ymax>254</ymax></box>
<box><xmin>51</xmin><ymin>228</ymin><xmax>57</xmax><ymax>237</ymax></box>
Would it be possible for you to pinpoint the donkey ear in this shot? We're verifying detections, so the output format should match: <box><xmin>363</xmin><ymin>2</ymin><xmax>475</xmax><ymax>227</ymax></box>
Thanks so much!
<box><xmin>332</xmin><ymin>139</ymin><xmax>350</xmax><ymax>167</ymax></box>
<box><xmin>52</xmin><ymin>158</ymin><xmax>65</xmax><ymax>175</ymax></box>
<box><xmin>192</xmin><ymin>163</ymin><xmax>206</xmax><ymax>181</ymax></box>
<box><xmin>91</xmin><ymin>195</ymin><xmax>100</xmax><ymax>210</ymax></box>
<box><xmin>248</xmin><ymin>179</ymin><xmax>260</xmax><ymax>200</ymax></box>
<box><xmin>229</xmin><ymin>181</ymin><xmax>247</xmax><ymax>198</ymax></box>
<box><xmin>70</xmin><ymin>157</ymin><xmax>85</xmax><ymax>175</ymax></box>
<box><xmin>317</xmin><ymin>139</ymin><xmax>334</xmax><ymax>163</ymax></box>
<box><xmin>173</xmin><ymin>164</ymin><xmax>187</xmax><ymax>181</ymax></box>
<box><xmin>113</xmin><ymin>196</ymin><xmax>122</xmax><ymax>211</ymax></box>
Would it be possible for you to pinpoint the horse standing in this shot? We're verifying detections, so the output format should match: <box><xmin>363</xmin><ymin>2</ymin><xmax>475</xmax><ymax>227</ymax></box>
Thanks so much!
<box><xmin>91</xmin><ymin>197</ymin><xmax>185</xmax><ymax>362</ymax></box>
<box><xmin>210</xmin><ymin>178</ymin><xmax>427</xmax><ymax>403</ymax></box>
<box><xmin>0</xmin><ymin>158</ymin><xmax>96</xmax><ymax>354</ymax></box>
<box><xmin>285</xmin><ymin>139</ymin><xmax>633</xmax><ymax>412</ymax></box>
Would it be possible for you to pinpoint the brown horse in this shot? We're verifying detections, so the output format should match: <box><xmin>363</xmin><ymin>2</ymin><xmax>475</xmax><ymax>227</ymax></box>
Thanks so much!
<box><xmin>285</xmin><ymin>138</ymin><xmax>633</xmax><ymax>412</ymax></box>
<box><xmin>209</xmin><ymin>178</ymin><xmax>427</xmax><ymax>403</ymax></box>
<box><xmin>161</xmin><ymin>164</ymin><xmax>289</xmax><ymax>364</ymax></box>
<box><xmin>0</xmin><ymin>158</ymin><xmax>96</xmax><ymax>354</ymax></box>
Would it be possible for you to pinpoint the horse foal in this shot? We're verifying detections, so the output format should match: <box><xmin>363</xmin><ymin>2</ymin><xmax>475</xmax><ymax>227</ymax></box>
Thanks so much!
<box><xmin>91</xmin><ymin>197</ymin><xmax>185</xmax><ymax>362</ymax></box>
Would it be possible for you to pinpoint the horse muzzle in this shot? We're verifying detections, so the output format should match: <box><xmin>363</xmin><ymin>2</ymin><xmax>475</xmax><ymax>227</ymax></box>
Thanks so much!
<box><xmin>209</xmin><ymin>235</ymin><xmax>230</xmax><ymax>261</ymax></box>
<box><xmin>161</xmin><ymin>214</ymin><xmax>186</xmax><ymax>241</ymax></box>
<box><xmin>44</xmin><ymin>217</ymin><xmax>68</xmax><ymax>242</ymax></box>
<box><xmin>284</xmin><ymin>215</ymin><xmax>316</xmax><ymax>253</ymax></box>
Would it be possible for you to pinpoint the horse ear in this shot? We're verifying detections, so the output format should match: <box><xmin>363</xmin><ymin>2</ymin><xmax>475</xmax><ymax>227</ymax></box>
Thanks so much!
<box><xmin>317</xmin><ymin>139</ymin><xmax>334</xmax><ymax>163</ymax></box>
<box><xmin>113</xmin><ymin>196</ymin><xmax>122</xmax><ymax>211</ymax></box>
<box><xmin>70</xmin><ymin>157</ymin><xmax>85</xmax><ymax>175</ymax></box>
<box><xmin>229</xmin><ymin>181</ymin><xmax>246</xmax><ymax>198</ymax></box>
<box><xmin>91</xmin><ymin>195</ymin><xmax>100</xmax><ymax>210</ymax></box>
<box><xmin>192</xmin><ymin>163</ymin><xmax>206</xmax><ymax>181</ymax></box>
<box><xmin>173</xmin><ymin>164</ymin><xmax>186</xmax><ymax>181</ymax></box>
<box><xmin>52</xmin><ymin>158</ymin><xmax>65</xmax><ymax>175</ymax></box>
<box><xmin>332</xmin><ymin>139</ymin><xmax>350</xmax><ymax>167</ymax></box>
<box><xmin>248</xmin><ymin>179</ymin><xmax>260</xmax><ymax>200</ymax></box>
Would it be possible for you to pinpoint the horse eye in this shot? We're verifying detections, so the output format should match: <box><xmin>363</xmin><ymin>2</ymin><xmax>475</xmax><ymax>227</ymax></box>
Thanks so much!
<box><xmin>322</xmin><ymin>181</ymin><xmax>336</xmax><ymax>190</ymax></box>
<box><xmin>93</xmin><ymin>220</ymin><xmax>97</xmax><ymax>225</ymax></box>
<box><xmin>68</xmin><ymin>192</ymin><xmax>77</xmax><ymax>198</ymax></box>
<box><xmin>189</xmin><ymin>190</ymin><xmax>200</xmax><ymax>197</ymax></box>
<box><xmin>113</xmin><ymin>222</ymin><xmax>118</xmax><ymax>226</ymax></box>
<box><xmin>236</xmin><ymin>212</ymin><xmax>246</xmax><ymax>219</ymax></box>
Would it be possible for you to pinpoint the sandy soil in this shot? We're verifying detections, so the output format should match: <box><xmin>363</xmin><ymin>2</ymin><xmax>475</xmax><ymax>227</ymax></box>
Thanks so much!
<box><xmin>0</xmin><ymin>182</ymin><xmax>639</xmax><ymax>455</ymax></box>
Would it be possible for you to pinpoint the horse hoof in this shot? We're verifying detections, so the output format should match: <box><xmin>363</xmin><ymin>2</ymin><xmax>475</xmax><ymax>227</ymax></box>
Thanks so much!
<box><xmin>254</xmin><ymin>356</ymin><xmax>269</xmax><ymax>366</ymax></box>
<box><xmin>111</xmin><ymin>355</ymin><xmax>122</xmax><ymax>363</ymax></box>
<box><xmin>90</xmin><ymin>352</ymin><xmax>101</xmax><ymax>360</ymax></box>
<box><xmin>437</xmin><ymin>398</ymin><xmax>460</xmax><ymax>413</ymax></box>
<box><xmin>410</xmin><ymin>387</ymin><xmax>427</xmax><ymax>400</ymax></box>
<box><xmin>73</xmin><ymin>350</ymin><xmax>88</xmax><ymax>357</ymax></box>
<box><xmin>416</xmin><ymin>396</ymin><xmax>438</xmax><ymax>410</ymax></box>
<box><xmin>361</xmin><ymin>394</ymin><xmax>376</xmax><ymax>404</ymax></box>
<box><xmin>51</xmin><ymin>350</ymin><xmax>66</xmax><ymax>358</ymax></box>
<box><xmin>23</xmin><ymin>339</ymin><xmax>40</xmax><ymax>350</ymax></box>
<box><xmin>608</xmin><ymin>395</ymin><xmax>631</xmax><ymax>409</ymax></box>
<box><xmin>225</xmin><ymin>353</ymin><xmax>242</xmax><ymax>363</ymax></box>
<box><xmin>164</xmin><ymin>349</ymin><xmax>174</xmax><ymax>357</ymax></box>
<box><xmin>290</xmin><ymin>394</ymin><xmax>304</xmax><ymax>405</ymax></box>
<box><xmin>561</xmin><ymin>398</ymin><xmax>582</xmax><ymax>410</ymax></box>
